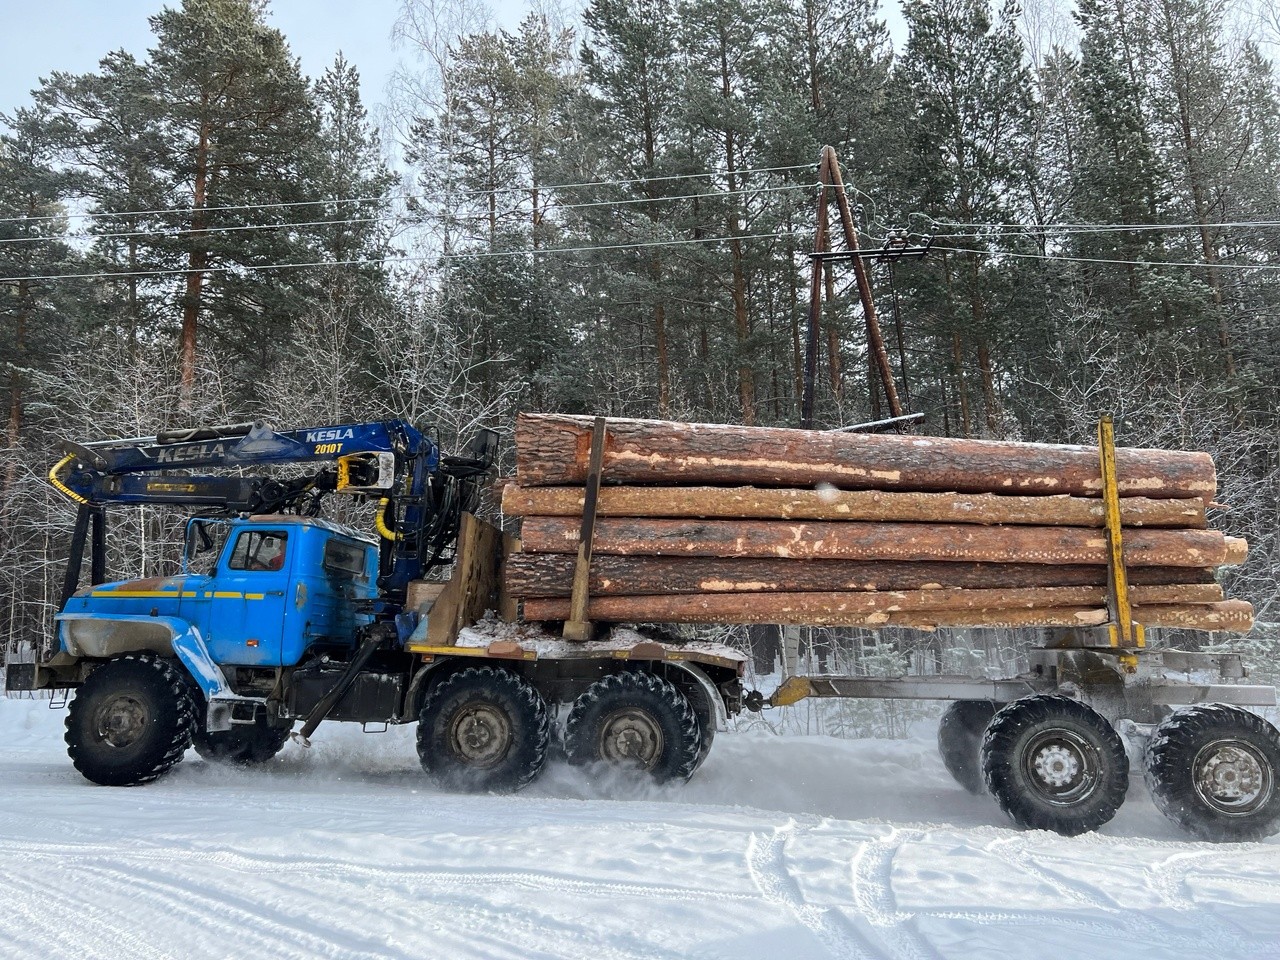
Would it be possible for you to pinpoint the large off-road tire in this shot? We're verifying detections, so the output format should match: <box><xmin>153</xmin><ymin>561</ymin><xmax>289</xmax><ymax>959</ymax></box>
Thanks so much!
<box><xmin>65</xmin><ymin>654</ymin><xmax>196</xmax><ymax>787</ymax></box>
<box><xmin>417</xmin><ymin>667</ymin><xmax>550</xmax><ymax>793</ymax></box>
<box><xmin>193</xmin><ymin>709</ymin><xmax>293</xmax><ymax>765</ymax></box>
<box><xmin>981</xmin><ymin>695</ymin><xmax>1128</xmax><ymax>836</ymax></box>
<box><xmin>938</xmin><ymin>699</ymin><xmax>997</xmax><ymax>795</ymax></box>
<box><xmin>1145</xmin><ymin>704</ymin><xmax>1280</xmax><ymax>842</ymax></box>
<box><xmin>564</xmin><ymin>671</ymin><xmax>701</xmax><ymax>783</ymax></box>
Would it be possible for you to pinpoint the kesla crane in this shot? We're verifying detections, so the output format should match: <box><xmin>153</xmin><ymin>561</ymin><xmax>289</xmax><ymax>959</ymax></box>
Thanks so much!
<box><xmin>47</xmin><ymin>418</ymin><xmax>497</xmax><ymax>606</ymax></box>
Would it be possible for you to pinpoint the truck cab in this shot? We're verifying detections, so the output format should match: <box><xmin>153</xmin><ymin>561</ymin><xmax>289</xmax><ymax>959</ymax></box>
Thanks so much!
<box><xmin>57</xmin><ymin>516</ymin><xmax>378</xmax><ymax>672</ymax></box>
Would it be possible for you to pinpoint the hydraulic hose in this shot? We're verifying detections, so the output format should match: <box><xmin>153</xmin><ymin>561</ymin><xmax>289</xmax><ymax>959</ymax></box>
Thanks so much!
<box><xmin>375</xmin><ymin>498</ymin><xmax>401</xmax><ymax>541</ymax></box>
<box><xmin>48</xmin><ymin>455</ymin><xmax>90</xmax><ymax>505</ymax></box>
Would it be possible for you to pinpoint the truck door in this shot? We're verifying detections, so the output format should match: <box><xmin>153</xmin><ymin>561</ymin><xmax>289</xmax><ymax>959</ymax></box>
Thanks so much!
<box><xmin>206</xmin><ymin>528</ymin><xmax>292</xmax><ymax>666</ymax></box>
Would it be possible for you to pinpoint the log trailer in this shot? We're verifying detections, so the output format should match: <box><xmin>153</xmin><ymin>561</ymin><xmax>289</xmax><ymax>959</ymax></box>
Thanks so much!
<box><xmin>5</xmin><ymin>416</ymin><xmax>1279</xmax><ymax>843</ymax></box>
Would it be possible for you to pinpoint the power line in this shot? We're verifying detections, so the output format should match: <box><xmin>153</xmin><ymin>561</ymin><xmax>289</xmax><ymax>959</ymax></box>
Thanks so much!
<box><xmin>0</xmin><ymin>231</ymin><xmax>790</xmax><ymax>284</ymax></box>
<box><xmin>930</xmin><ymin>243</ymin><xmax>1280</xmax><ymax>272</ymax></box>
<box><xmin>0</xmin><ymin>182</ymin><xmax>816</xmax><ymax>247</ymax></box>
<box><xmin>0</xmin><ymin>163</ymin><xmax>816</xmax><ymax>227</ymax></box>
<box><xmin>920</xmin><ymin>216</ymin><xmax>1280</xmax><ymax>238</ymax></box>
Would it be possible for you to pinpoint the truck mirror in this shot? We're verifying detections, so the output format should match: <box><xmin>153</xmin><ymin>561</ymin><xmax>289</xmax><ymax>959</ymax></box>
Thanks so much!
<box><xmin>183</xmin><ymin>518</ymin><xmax>223</xmax><ymax>573</ymax></box>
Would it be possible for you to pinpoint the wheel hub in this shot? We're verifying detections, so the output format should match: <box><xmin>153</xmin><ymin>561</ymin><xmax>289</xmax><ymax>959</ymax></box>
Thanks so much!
<box><xmin>598</xmin><ymin>708</ymin><xmax>664</xmax><ymax>770</ymax></box>
<box><xmin>1023</xmin><ymin>730</ymin><xmax>1097</xmax><ymax>805</ymax></box>
<box><xmin>94</xmin><ymin>695</ymin><xmax>149</xmax><ymax>749</ymax></box>
<box><xmin>1194</xmin><ymin>739</ymin><xmax>1273</xmax><ymax>816</ymax></box>
<box><xmin>1033</xmin><ymin>744</ymin><xmax>1081</xmax><ymax>788</ymax></box>
<box><xmin>449</xmin><ymin>703</ymin><xmax>512</xmax><ymax>768</ymax></box>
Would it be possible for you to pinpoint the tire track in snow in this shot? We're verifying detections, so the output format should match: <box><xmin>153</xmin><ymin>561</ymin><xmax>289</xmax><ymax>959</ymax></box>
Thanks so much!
<box><xmin>0</xmin><ymin>841</ymin><xmax>744</xmax><ymax>960</ymax></box>
<box><xmin>849</xmin><ymin>829</ymin><xmax>942</xmax><ymax>960</ymax></box>
<box><xmin>1142</xmin><ymin>850</ymin><xmax>1279</xmax><ymax>952</ymax></box>
<box><xmin>74</xmin><ymin>861</ymin><xmax>394</xmax><ymax>960</ymax></box>
<box><xmin>0</xmin><ymin>871</ymin><xmax>117</xmax><ymax>960</ymax></box>
<box><xmin>78</xmin><ymin>859</ymin><xmax>678</xmax><ymax>960</ymax></box>
<box><xmin>0</xmin><ymin>867</ymin><xmax>179</xmax><ymax>960</ymax></box>
<box><xmin>988</xmin><ymin>836</ymin><xmax>1257</xmax><ymax>954</ymax></box>
<box><xmin>746</xmin><ymin>822</ymin><xmax>878</xmax><ymax>960</ymax></box>
<box><xmin>0</xmin><ymin>838</ymin><xmax>759</xmax><ymax>909</ymax></box>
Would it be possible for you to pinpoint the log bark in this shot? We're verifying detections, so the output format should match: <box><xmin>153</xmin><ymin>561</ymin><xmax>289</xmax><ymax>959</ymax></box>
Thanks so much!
<box><xmin>520</xmin><ymin>584</ymin><xmax>1221</xmax><ymax>621</ymax></box>
<box><xmin>501</xmin><ymin>483</ymin><xmax>1206</xmax><ymax>528</ymax></box>
<box><xmin>503</xmin><ymin>553</ymin><xmax>1215</xmax><ymax>597</ymax></box>
<box><xmin>518</xmin><ymin>517</ymin><xmax>1236</xmax><ymax>568</ymax></box>
<box><xmin>519</xmin><ymin>597</ymin><xmax>1251</xmax><ymax>633</ymax></box>
<box><xmin>515</xmin><ymin>414</ymin><xmax>1217</xmax><ymax>501</ymax></box>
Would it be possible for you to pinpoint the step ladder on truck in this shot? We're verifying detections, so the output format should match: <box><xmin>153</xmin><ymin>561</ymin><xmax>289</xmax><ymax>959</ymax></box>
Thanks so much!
<box><xmin>5</xmin><ymin>415</ymin><xmax>1277</xmax><ymax>842</ymax></box>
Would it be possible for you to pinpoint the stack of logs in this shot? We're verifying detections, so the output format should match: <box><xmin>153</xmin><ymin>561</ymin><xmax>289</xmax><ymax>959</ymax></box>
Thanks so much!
<box><xmin>500</xmin><ymin>414</ymin><xmax>1253</xmax><ymax>633</ymax></box>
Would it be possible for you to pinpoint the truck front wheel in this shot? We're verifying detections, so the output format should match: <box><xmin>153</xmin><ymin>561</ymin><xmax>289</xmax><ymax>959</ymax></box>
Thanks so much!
<box><xmin>65</xmin><ymin>654</ymin><xmax>196</xmax><ymax>786</ymax></box>
<box><xmin>417</xmin><ymin>666</ymin><xmax>550</xmax><ymax>793</ymax></box>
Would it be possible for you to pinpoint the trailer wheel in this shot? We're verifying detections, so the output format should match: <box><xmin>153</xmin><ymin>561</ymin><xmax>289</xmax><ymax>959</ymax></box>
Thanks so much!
<box><xmin>417</xmin><ymin>666</ymin><xmax>550</xmax><ymax>793</ymax></box>
<box><xmin>938</xmin><ymin>700</ymin><xmax>997</xmax><ymax>794</ymax></box>
<box><xmin>65</xmin><ymin>654</ymin><xmax>196</xmax><ymax>787</ymax></box>
<box><xmin>1145</xmin><ymin>704</ymin><xmax>1280</xmax><ymax>842</ymax></box>
<box><xmin>981</xmin><ymin>695</ymin><xmax>1128</xmax><ymax>836</ymax></box>
<box><xmin>564</xmin><ymin>671</ymin><xmax>701</xmax><ymax>783</ymax></box>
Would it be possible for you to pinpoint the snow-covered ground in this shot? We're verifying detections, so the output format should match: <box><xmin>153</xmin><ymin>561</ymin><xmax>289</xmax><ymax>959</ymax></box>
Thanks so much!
<box><xmin>2</xmin><ymin>696</ymin><xmax>1278</xmax><ymax>960</ymax></box>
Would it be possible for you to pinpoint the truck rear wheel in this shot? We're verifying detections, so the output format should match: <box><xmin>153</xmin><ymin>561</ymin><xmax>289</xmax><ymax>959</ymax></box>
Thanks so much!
<box><xmin>65</xmin><ymin>654</ymin><xmax>196</xmax><ymax>786</ymax></box>
<box><xmin>417</xmin><ymin>666</ymin><xmax>550</xmax><ymax>793</ymax></box>
<box><xmin>981</xmin><ymin>695</ymin><xmax>1128</xmax><ymax>836</ymax></box>
<box><xmin>1145</xmin><ymin>704</ymin><xmax>1280</xmax><ymax>842</ymax></box>
<box><xmin>563</xmin><ymin>671</ymin><xmax>701</xmax><ymax>783</ymax></box>
<box><xmin>937</xmin><ymin>700</ymin><xmax>997</xmax><ymax>794</ymax></box>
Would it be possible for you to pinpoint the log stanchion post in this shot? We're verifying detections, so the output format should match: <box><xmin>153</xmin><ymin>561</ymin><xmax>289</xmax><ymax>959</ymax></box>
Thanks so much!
<box><xmin>1098</xmin><ymin>415</ymin><xmax>1145</xmax><ymax>658</ymax></box>
<box><xmin>563</xmin><ymin>416</ymin><xmax>607</xmax><ymax>641</ymax></box>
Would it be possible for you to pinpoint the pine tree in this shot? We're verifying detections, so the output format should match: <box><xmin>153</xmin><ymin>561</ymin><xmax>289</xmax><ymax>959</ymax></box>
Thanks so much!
<box><xmin>897</xmin><ymin>0</ymin><xmax>1035</xmax><ymax>436</ymax></box>
<box><xmin>35</xmin><ymin>51</ymin><xmax>173</xmax><ymax>343</ymax></box>
<box><xmin>146</xmin><ymin>0</ymin><xmax>321</xmax><ymax>399</ymax></box>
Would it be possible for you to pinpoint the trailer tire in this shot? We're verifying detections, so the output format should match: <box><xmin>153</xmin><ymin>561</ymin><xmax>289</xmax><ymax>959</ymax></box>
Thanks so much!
<box><xmin>981</xmin><ymin>695</ymin><xmax>1128</xmax><ymax>836</ymax></box>
<box><xmin>1145</xmin><ymin>704</ymin><xmax>1280</xmax><ymax>842</ymax></box>
<box><xmin>564</xmin><ymin>671</ymin><xmax>701</xmax><ymax>783</ymax></box>
<box><xmin>938</xmin><ymin>700</ymin><xmax>997</xmax><ymax>795</ymax></box>
<box><xmin>417</xmin><ymin>667</ymin><xmax>550</xmax><ymax>793</ymax></box>
<box><xmin>65</xmin><ymin>654</ymin><xmax>196</xmax><ymax>787</ymax></box>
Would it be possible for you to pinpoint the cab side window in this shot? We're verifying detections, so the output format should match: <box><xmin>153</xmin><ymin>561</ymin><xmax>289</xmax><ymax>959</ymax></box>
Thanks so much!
<box><xmin>228</xmin><ymin>531</ymin><xmax>288</xmax><ymax>572</ymax></box>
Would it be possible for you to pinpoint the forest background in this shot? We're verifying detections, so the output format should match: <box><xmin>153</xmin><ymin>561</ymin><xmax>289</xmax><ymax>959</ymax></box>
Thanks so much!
<box><xmin>2</xmin><ymin>0</ymin><xmax>1278</xmax><ymax>690</ymax></box>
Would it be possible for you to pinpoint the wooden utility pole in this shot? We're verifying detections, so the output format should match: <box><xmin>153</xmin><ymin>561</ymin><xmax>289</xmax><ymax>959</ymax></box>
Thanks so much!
<box><xmin>801</xmin><ymin>146</ymin><xmax>905</xmax><ymax>427</ymax></box>
<box><xmin>828</xmin><ymin>152</ymin><xmax>903</xmax><ymax>419</ymax></box>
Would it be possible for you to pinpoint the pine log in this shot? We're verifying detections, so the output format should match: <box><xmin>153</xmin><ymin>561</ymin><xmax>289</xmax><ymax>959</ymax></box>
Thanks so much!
<box><xmin>515</xmin><ymin>414</ymin><xmax>1218</xmax><ymax>501</ymax></box>
<box><xmin>501</xmin><ymin>484</ymin><xmax>1206</xmax><ymax>528</ymax></box>
<box><xmin>518</xmin><ymin>597</ymin><xmax>1252</xmax><ymax>633</ymax></box>
<box><xmin>519</xmin><ymin>584</ymin><xmax>1222</xmax><ymax>622</ymax></box>
<box><xmin>502</xmin><ymin>553</ymin><xmax>1216</xmax><ymax>597</ymax></box>
<box><xmin>1224</xmin><ymin>536</ymin><xmax>1249</xmax><ymax>566</ymax></box>
<box><xmin>518</xmin><ymin>517</ymin><xmax>1236</xmax><ymax>567</ymax></box>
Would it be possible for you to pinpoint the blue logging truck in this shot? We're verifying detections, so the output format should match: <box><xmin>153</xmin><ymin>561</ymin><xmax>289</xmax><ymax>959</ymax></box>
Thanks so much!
<box><xmin>5</xmin><ymin>415</ymin><xmax>1279</xmax><ymax>843</ymax></box>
